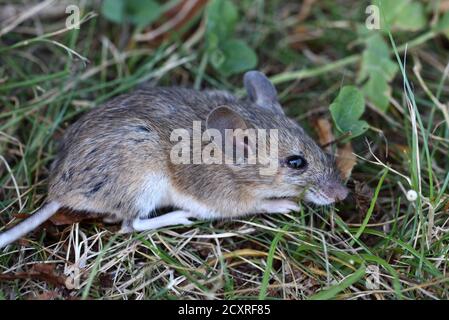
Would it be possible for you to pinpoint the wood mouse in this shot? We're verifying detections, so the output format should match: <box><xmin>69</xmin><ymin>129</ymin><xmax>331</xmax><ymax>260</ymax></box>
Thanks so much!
<box><xmin>0</xmin><ymin>71</ymin><xmax>348</xmax><ymax>248</ymax></box>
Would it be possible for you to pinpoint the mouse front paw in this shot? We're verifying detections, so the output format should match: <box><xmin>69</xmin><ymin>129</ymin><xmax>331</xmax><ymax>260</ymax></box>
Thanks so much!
<box><xmin>258</xmin><ymin>199</ymin><xmax>300</xmax><ymax>214</ymax></box>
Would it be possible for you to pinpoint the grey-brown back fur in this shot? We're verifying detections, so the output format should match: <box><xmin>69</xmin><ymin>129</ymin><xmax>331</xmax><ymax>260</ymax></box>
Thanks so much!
<box><xmin>0</xmin><ymin>71</ymin><xmax>348</xmax><ymax>249</ymax></box>
<box><xmin>49</xmin><ymin>81</ymin><xmax>340</xmax><ymax>221</ymax></box>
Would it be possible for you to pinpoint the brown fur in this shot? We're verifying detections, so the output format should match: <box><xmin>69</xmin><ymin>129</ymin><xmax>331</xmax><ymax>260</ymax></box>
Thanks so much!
<box><xmin>0</xmin><ymin>71</ymin><xmax>348</xmax><ymax>248</ymax></box>
<box><xmin>48</xmin><ymin>84</ymin><xmax>343</xmax><ymax>221</ymax></box>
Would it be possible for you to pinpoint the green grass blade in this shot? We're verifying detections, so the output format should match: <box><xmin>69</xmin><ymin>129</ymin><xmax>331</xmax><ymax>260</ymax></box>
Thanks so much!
<box><xmin>309</xmin><ymin>265</ymin><xmax>366</xmax><ymax>300</ymax></box>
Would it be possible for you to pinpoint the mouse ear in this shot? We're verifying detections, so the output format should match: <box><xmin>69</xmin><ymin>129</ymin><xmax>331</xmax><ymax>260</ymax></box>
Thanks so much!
<box><xmin>244</xmin><ymin>70</ymin><xmax>284</xmax><ymax>114</ymax></box>
<box><xmin>206</xmin><ymin>106</ymin><xmax>255</xmax><ymax>162</ymax></box>
<box><xmin>206</xmin><ymin>105</ymin><xmax>248</xmax><ymax>133</ymax></box>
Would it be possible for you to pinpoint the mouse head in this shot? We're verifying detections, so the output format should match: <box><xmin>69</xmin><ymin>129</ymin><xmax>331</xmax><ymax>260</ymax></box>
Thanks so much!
<box><xmin>205</xmin><ymin>71</ymin><xmax>348</xmax><ymax>205</ymax></box>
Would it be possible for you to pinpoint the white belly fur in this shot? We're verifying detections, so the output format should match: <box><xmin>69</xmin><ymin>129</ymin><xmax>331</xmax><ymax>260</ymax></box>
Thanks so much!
<box><xmin>136</xmin><ymin>173</ymin><xmax>220</xmax><ymax>219</ymax></box>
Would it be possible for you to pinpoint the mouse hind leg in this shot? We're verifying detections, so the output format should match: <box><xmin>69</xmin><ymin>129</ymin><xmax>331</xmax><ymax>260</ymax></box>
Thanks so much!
<box><xmin>119</xmin><ymin>192</ymin><xmax>219</xmax><ymax>233</ymax></box>
<box><xmin>119</xmin><ymin>172</ymin><xmax>193</xmax><ymax>233</ymax></box>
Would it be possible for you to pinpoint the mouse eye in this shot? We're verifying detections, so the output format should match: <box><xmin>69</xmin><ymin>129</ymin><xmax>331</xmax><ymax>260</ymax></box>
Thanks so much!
<box><xmin>285</xmin><ymin>155</ymin><xmax>307</xmax><ymax>170</ymax></box>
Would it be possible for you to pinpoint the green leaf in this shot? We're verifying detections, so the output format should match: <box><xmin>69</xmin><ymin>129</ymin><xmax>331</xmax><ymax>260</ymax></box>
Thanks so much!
<box><xmin>435</xmin><ymin>11</ymin><xmax>449</xmax><ymax>40</ymax></box>
<box><xmin>373</xmin><ymin>0</ymin><xmax>408</xmax><ymax>31</ymax></box>
<box><xmin>101</xmin><ymin>0</ymin><xmax>162</xmax><ymax>27</ymax></box>
<box><xmin>330</xmin><ymin>86</ymin><xmax>368</xmax><ymax>139</ymax></box>
<box><xmin>210</xmin><ymin>49</ymin><xmax>226</xmax><ymax>68</ymax></box>
<box><xmin>101</xmin><ymin>0</ymin><xmax>125</xmax><ymax>24</ymax></box>
<box><xmin>309</xmin><ymin>265</ymin><xmax>366</xmax><ymax>300</ymax></box>
<box><xmin>394</xmin><ymin>2</ymin><xmax>426</xmax><ymax>31</ymax></box>
<box><xmin>206</xmin><ymin>0</ymin><xmax>238</xmax><ymax>49</ymax></box>
<box><xmin>363</xmin><ymin>72</ymin><xmax>391</xmax><ymax>112</ymax></box>
<box><xmin>213</xmin><ymin>39</ymin><xmax>258</xmax><ymax>76</ymax></box>
<box><xmin>205</xmin><ymin>0</ymin><xmax>257</xmax><ymax>76</ymax></box>
<box><xmin>436</xmin><ymin>11</ymin><xmax>449</xmax><ymax>31</ymax></box>
<box><xmin>358</xmin><ymin>34</ymin><xmax>397</xmax><ymax>83</ymax></box>
<box><xmin>358</xmin><ymin>34</ymin><xmax>398</xmax><ymax>111</ymax></box>
<box><xmin>373</xmin><ymin>0</ymin><xmax>426</xmax><ymax>32</ymax></box>
<box><xmin>126</xmin><ymin>0</ymin><xmax>162</xmax><ymax>27</ymax></box>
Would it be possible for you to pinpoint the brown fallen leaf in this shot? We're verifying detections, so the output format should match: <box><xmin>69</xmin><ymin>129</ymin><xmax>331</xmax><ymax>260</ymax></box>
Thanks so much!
<box><xmin>27</xmin><ymin>290</ymin><xmax>60</xmax><ymax>300</ymax></box>
<box><xmin>289</xmin><ymin>25</ymin><xmax>322</xmax><ymax>50</ymax></box>
<box><xmin>12</xmin><ymin>207</ymin><xmax>87</xmax><ymax>226</ymax></box>
<box><xmin>12</xmin><ymin>212</ymin><xmax>33</xmax><ymax>219</ymax></box>
<box><xmin>49</xmin><ymin>208</ymin><xmax>87</xmax><ymax>226</ymax></box>
<box><xmin>443</xmin><ymin>199</ymin><xmax>449</xmax><ymax>213</ymax></box>
<box><xmin>314</xmin><ymin>117</ymin><xmax>334</xmax><ymax>153</ymax></box>
<box><xmin>99</xmin><ymin>273</ymin><xmax>114</xmax><ymax>289</ymax></box>
<box><xmin>336</xmin><ymin>142</ymin><xmax>357</xmax><ymax>181</ymax></box>
<box><xmin>313</xmin><ymin>117</ymin><xmax>356</xmax><ymax>180</ymax></box>
<box><xmin>11</xmin><ymin>207</ymin><xmax>95</xmax><ymax>230</ymax></box>
<box><xmin>0</xmin><ymin>263</ymin><xmax>68</xmax><ymax>288</ymax></box>
<box><xmin>298</xmin><ymin>0</ymin><xmax>317</xmax><ymax>22</ymax></box>
<box><xmin>441</xmin><ymin>0</ymin><xmax>449</xmax><ymax>12</ymax></box>
<box><xmin>353</xmin><ymin>180</ymin><xmax>374</xmax><ymax>214</ymax></box>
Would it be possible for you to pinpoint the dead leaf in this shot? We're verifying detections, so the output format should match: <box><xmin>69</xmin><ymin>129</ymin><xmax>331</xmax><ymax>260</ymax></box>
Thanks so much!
<box><xmin>314</xmin><ymin>117</ymin><xmax>335</xmax><ymax>152</ymax></box>
<box><xmin>314</xmin><ymin>117</ymin><xmax>356</xmax><ymax>180</ymax></box>
<box><xmin>49</xmin><ymin>208</ymin><xmax>86</xmax><ymax>226</ymax></box>
<box><xmin>27</xmin><ymin>291</ymin><xmax>60</xmax><ymax>300</ymax></box>
<box><xmin>289</xmin><ymin>26</ymin><xmax>322</xmax><ymax>49</ymax></box>
<box><xmin>298</xmin><ymin>0</ymin><xmax>316</xmax><ymax>22</ymax></box>
<box><xmin>443</xmin><ymin>199</ymin><xmax>449</xmax><ymax>213</ymax></box>
<box><xmin>354</xmin><ymin>180</ymin><xmax>374</xmax><ymax>214</ymax></box>
<box><xmin>12</xmin><ymin>212</ymin><xmax>33</xmax><ymax>219</ymax></box>
<box><xmin>12</xmin><ymin>208</ymin><xmax>85</xmax><ymax>227</ymax></box>
<box><xmin>441</xmin><ymin>0</ymin><xmax>449</xmax><ymax>12</ymax></box>
<box><xmin>17</xmin><ymin>238</ymin><xmax>31</xmax><ymax>246</ymax></box>
<box><xmin>336</xmin><ymin>142</ymin><xmax>356</xmax><ymax>181</ymax></box>
<box><xmin>99</xmin><ymin>273</ymin><xmax>114</xmax><ymax>289</ymax></box>
<box><xmin>0</xmin><ymin>263</ymin><xmax>68</xmax><ymax>288</ymax></box>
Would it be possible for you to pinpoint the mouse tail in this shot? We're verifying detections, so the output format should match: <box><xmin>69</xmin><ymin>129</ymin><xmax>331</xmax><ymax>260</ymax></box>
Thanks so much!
<box><xmin>0</xmin><ymin>201</ymin><xmax>60</xmax><ymax>248</ymax></box>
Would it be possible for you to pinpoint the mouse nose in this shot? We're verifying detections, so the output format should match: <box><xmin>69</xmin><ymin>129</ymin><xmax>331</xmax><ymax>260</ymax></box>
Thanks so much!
<box><xmin>322</xmin><ymin>181</ymin><xmax>349</xmax><ymax>202</ymax></box>
<box><xmin>334</xmin><ymin>184</ymin><xmax>349</xmax><ymax>202</ymax></box>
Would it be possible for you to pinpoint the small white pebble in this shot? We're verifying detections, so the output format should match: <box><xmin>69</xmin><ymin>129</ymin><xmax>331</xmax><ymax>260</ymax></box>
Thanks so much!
<box><xmin>406</xmin><ymin>190</ymin><xmax>418</xmax><ymax>201</ymax></box>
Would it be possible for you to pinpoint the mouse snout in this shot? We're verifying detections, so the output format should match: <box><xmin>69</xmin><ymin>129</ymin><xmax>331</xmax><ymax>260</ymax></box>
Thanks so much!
<box><xmin>304</xmin><ymin>178</ymin><xmax>349</xmax><ymax>206</ymax></box>
<box><xmin>321</xmin><ymin>180</ymin><xmax>349</xmax><ymax>202</ymax></box>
